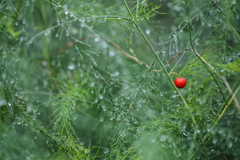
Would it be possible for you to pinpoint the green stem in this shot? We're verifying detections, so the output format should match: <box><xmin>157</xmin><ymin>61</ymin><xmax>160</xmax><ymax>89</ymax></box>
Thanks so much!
<box><xmin>203</xmin><ymin>86</ymin><xmax>240</xmax><ymax>142</ymax></box>
<box><xmin>218</xmin><ymin>76</ymin><xmax>240</xmax><ymax>114</ymax></box>
<box><xmin>122</xmin><ymin>0</ymin><xmax>198</xmax><ymax>130</ymax></box>
<box><xmin>188</xmin><ymin>15</ymin><xmax>209</xmax><ymax>160</ymax></box>
<box><xmin>169</xmin><ymin>72</ymin><xmax>180</xmax><ymax>78</ymax></box>
<box><xmin>206</xmin><ymin>67</ymin><xmax>227</xmax><ymax>104</ymax></box>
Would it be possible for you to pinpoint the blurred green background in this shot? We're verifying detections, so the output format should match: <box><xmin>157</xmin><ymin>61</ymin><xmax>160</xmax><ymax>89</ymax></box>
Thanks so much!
<box><xmin>0</xmin><ymin>0</ymin><xmax>240</xmax><ymax>159</ymax></box>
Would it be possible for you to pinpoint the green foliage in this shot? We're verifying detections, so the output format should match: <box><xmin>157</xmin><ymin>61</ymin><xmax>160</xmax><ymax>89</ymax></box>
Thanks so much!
<box><xmin>0</xmin><ymin>0</ymin><xmax>240</xmax><ymax>160</ymax></box>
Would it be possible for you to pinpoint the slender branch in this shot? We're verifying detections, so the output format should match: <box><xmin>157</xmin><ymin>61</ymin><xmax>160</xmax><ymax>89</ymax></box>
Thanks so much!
<box><xmin>218</xmin><ymin>76</ymin><xmax>240</xmax><ymax>114</ymax></box>
<box><xmin>57</xmin><ymin>35</ymin><xmax>150</xmax><ymax>68</ymax></box>
<box><xmin>56</xmin><ymin>35</ymin><xmax>191</xmax><ymax>73</ymax></box>
<box><xmin>187</xmin><ymin>7</ymin><xmax>209</xmax><ymax>160</ymax></box>
<box><xmin>101</xmin><ymin>37</ymin><xmax>150</xmax><ymax>68</ymax></box>
<box><xmin>122</xmin><ymin>0</ymin><xmax>200</xmax><ymax>134</ymax></box>
<box><xmin>203</xmin><ymin>86</ymin><xmax>240</xmax><ymax>142</ymax></box>
<box><xmin>169</xmin><ymin>72</ymin><xmax>180</xmax><ymax>78</ymax></box>
<box><xmin>57</xmin><ymin>36</ymin><xmax>239</xmax><ymax>111</ymax></box>
<box><xmin>206</xmin><ymin>67</ymin><xmax>227</xmax><ymax>104</ymax></box>
<box><xmin>76</xmin><ymin>108</ymin><xmax>100</xmax><ymax>122</ymax></box>
<box><xmin>190</xmin><ymin>48</ymin><xmax>240</xmax><ymax>112</ymax></box>
<box><xmin>57</xmin><ymin>38</ymin><xmax>84</xmax><ymax>53</ymax></box>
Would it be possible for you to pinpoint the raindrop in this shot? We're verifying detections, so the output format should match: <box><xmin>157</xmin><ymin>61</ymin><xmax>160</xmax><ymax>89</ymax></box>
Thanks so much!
<box><xmin>94</xmin><ymin>38</ymin><xmax>100</xmax><ymax>42</ymax></box>
<box><xmin>42</xmin><ymin>61</ymin><xmax>47</xmax><ymax>66</ymax></box>
<box><xmin>114</xmin><ymin>71</ymin><xmax>119</xmax><ymax>76</ymax></box>
<box><xmin>173</xmin><ymin>150</ymin><xmax>181</xmax><ymax>157</ymax></box>
<box><xmin>174</xmin><ymin>6</ymin><xmax>180</xmax><ymax>11</ymax></box>
<box><xmin>57</xmin><ymin>18</ymin><xmax>60</xmax><ymax>24</ymax></box>
<box><xmin>109</xmin><ymin>51</ymin><xmax>115</xmax><ymax>56</ymax></box>
<box><xmin>103</xmin><ymin>148</ymin><xmax>109</xmax><ymax>154</ymax></box>
<box><xmin>212</xmin><ymin>137</ymin><xmax>218</xmax><ymax>144</ymax></box>
<box><xmin>22</xmin><ymin>19</ymin><xmax>26</xmax><ymax>24</ymax></box>
<box><xmin>159</xmin><ymin>135</ymin><xmax>167</xmax><ymax>141</ymax></box>
<box><xmin>228</xmin><ymin>141</ymin><xmax>232</xmax><ymax>148</ymax></box>
<box><xmin>68</xmin><ymin>64</ymin><xmax>75</xmax><ymax>70</ymax></box>
<box><xmin>102</xmin><ymin>43</ymin><xmax>107</xmax><ymax>48</ymax></box>
<box><xmin>146</xmin><ymin>29</ymin><xmax>150</xmax><ymax>35</ymax></box>
<box><xmin>129</xmin><ymin>48</ymin><xmax>134</xmax><ymax>54</ymax></box>
<box><xmin>120</xmin><ymin>131</ymin><xmax>126</xmax><ymax>137</ymax></box>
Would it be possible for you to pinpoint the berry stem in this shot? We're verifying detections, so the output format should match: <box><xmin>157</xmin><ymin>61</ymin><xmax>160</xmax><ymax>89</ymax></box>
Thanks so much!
<box><xmin>169</xmin><ymin>72</ymin><xmax>180</xmax><ymax>78</ymax></box>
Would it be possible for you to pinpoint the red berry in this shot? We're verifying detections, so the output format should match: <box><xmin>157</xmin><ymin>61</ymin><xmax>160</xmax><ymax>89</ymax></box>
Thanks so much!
<box><xmin>174</xmin><ymin>77</ymin><xmax>187</xmax><ymax>88</ymax></box>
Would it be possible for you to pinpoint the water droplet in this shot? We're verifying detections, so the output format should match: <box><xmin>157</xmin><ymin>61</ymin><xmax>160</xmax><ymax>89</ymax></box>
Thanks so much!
<box><xmin>160</xmin><ymin>135</ymin><xmax>167</xmax><ymax>141</ymax></box>
<box><xmin>213</xmin><ymin>137</ymin><xmax>218</xmax><ymax>144</ymax></box>
<box><xmin>228</xmin><ymin>141</ymin><xmax>232</xmax><ymax>148</ymax></box>
<box><xmin>174</xmin><ymin>6</ymin><xmax>180</xmax><ymax>11</ymax></box>
<box><xmin>114</xmin><ymin>71</ymin><xmax>119</xmax><ymax>76</ymax></box>
<box><xmin>129</xmin><ymin>48</ymin><xmax>134</xmax><ymax>54</ymax></box>
<box><xmin>146</xmin><ymin>29</ymin><xmax>150</xmax><ymax>35</ymax></box>
<box><xmin>94</xmin><ymin>38</ymin><xmax>100</xmax><ymax>42</ymax></box>
<box><xmin>109</xmin><ymin>51</ymin><xmax>115</xmax><ymax>56</ymax></box>
<box><xmin>68</xmin><ymin>64</ymin><xmax>75</xmax><ymax>70</ymax></box>
<box><xmin>42</xmin><ymin>61</ymin><xmax>47</xmax><ymax>66</ymax></box>
<box><xmin>103</xmin><ymin>148</ymin><xmax>109</xmax><ymax>154</ymax></box>
<box><xmin>90</xmin><ymin>82</ymin><xmax>95</xmax><ymax>87</ymax></box>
